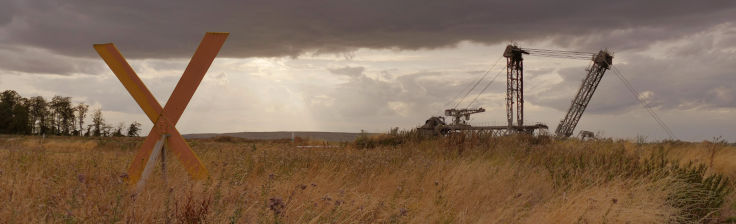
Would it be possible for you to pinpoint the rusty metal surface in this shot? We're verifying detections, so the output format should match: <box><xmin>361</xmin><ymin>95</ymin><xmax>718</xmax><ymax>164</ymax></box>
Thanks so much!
<box><xmin>94</xmin><ymin>32</ymin><xmax>228</xmax><ymax>186</ymax></box>
<box><xmin>504</xmin><ymin>45</ymin><xmax>527</xmax><ymax>129</ymax></box>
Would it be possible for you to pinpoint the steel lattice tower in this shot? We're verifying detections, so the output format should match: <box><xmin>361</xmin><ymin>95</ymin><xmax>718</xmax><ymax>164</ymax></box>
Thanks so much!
<box><xmin>554</xmin><ymin>51</ymin><xmax>613</xmax><ymax>137</ymax></box>
<box><xmin>503</xmin><ymin>45</ymin><xmax>528</xmax><ymax>130</ymax></box>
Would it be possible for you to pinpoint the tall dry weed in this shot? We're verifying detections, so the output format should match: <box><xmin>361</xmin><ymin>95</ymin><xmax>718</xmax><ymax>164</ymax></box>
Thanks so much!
<box><xmin>0</xmin><ymin>134</ymin><xmax>734</xmax><ymax>223</ymax></box>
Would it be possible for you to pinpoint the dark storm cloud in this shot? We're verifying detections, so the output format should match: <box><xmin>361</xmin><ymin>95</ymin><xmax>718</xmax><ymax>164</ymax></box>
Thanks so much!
<box><xmin>527</xmin><ymin>24</ymin><xmax>736</xmax><ymax>113</ymax></box>
<box><xmin>0</xmin><ymin>1</ymin><xmax>15</xmax><ymax>26</ymax></box>
<box><xmin>1</xmin><ymin>0</ymin><xmax>735</xmax><ymax>140</ymax></box>
<box><xmin>1</xmin><ymin>0</ymin><xmax>735</xmax><ymax>61</ymax></box>
<box><xmin>0</xmin><ymin>46</ymin><xmax>105</xmax><ymax>75</ymax></box>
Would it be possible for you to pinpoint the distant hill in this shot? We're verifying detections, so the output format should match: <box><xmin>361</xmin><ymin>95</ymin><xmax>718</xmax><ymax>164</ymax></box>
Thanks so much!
<box><xmin>183</xmin><ymin>131</ymin><xmax>375</xmax><ymax>142</ymax></box>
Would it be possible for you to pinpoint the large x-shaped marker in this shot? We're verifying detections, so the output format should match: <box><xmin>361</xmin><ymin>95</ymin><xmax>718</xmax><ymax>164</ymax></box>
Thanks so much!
<box><xmin>94</xmin><ymin>32</ymin><xmax>228</xmax><ymax>186</ymax></box>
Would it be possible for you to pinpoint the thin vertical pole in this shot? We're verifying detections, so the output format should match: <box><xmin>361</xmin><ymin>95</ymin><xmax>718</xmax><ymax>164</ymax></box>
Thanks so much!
<box><xmin>161</xmin><ymin>134</ymin><xmax>170</xmax><ymax>224</ymax></box>
<box><xmin>161</xmin><ymin>138</ymin><xmax>167</xmax><ymax>184</ymax></box>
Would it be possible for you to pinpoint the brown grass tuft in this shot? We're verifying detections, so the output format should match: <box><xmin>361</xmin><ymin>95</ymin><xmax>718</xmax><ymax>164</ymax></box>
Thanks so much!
<box><xmin>0</xmin><ymin>134</ymin><xmax>734</xmax><ymax>223</ymax></box>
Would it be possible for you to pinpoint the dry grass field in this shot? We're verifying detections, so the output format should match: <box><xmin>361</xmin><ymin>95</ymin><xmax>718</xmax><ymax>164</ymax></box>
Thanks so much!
<box><xmin>0</xmin><ymin>133</ymin><xmax>734</xmax><ymax>223</ymax></box>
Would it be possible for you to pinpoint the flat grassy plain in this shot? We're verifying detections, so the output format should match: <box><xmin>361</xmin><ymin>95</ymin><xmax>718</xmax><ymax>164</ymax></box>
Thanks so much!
<box><xmin>0</xmin><ymin>134</ymin><xmax>734</xmax><ymax>223</ymax></box>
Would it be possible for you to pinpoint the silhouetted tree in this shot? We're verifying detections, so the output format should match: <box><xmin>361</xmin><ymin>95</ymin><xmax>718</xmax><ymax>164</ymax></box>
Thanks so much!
<box><xmin>1</xmin><ymin>89</ymin><xmax>138</xmax><ymax>138</ymax></box>
<box><xmin>10</xmin><ymin>98</ymin><xmax>31</xmax><ymax>134</ymax></box>
<box><xmin>102</xmin><ymin>124</ymin><xmax>113</xmax><ymax>137</ymax></box>
<box><xmin>28</xmin><ymin>96</ymin><xmax>49</xmax><ymax>135</ymax></box>
<box><xmin>127</xmin><ymin>121</ymin><xmax>141</xmax><ymax>137</ymax></box>
<box><xmin>0</xmin><ymin>90</ymin><xmax>30</xmax><ymax>134</ymax></box>
<box><xmin>49</xmin><ymin>96</ymin><xmax>75</xmax><ymax>135</ymax></box>
<box><xmin>113</xmin><ymin>122</ymin><xmax>124</xmax><ymax>137</ymax></box>
<box><xmin>85</xmin><ymin>125</ymin><xmax>92</xmax><ymax>137</ymax></box>
<box><xmin>0</xmin><ymin>90</ymin><xmax>20</xmax><ymax>133</ymax></box>
<box><xmin>75</xmin><ymin>103</ymin><xmax>89</xmax><ymax>136</ymax></box>
<box><xmin>91</xmin><ymin>108</ymin><xmax>104</xmax><ymax>137</ymax></box>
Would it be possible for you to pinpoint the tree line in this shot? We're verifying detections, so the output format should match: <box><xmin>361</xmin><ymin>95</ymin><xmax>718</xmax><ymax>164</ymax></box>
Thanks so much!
<box><xmin>0</xmin><ymin>90</ymin><xmax>141</xmax><ymax>137</ymax></box>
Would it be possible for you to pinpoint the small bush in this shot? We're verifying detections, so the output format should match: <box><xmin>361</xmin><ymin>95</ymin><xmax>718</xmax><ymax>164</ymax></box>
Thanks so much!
<box><xmin>354</xmin><ymin>128</ymin><xmax>428</xmax><ymax>149</ymax></box>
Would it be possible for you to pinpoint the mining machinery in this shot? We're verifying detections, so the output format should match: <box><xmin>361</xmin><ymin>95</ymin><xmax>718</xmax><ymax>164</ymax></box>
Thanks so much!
<box><xmin>419</xmin><ymin>44</ymin><xmax>611</xmax><ymax>138</ymax></box>
<box><xmin>555</xmin><ymin>50</ymin><xmax>613</xmax><ymax>137</ymax></box>
<box><xmin>419</xmin><ymin>105</ymin><xmax>547</xmax><ymax>136</ymax></box>
<box><xmin>445</xmin><ymin>108</ymin><xmax>485</xmax><ymax>125</ymax></box>
<box><xmin>503</xmin><ymin>45</ymin><xmax>529</xmax><ymax>128</ymax></box>
<box><xmin>579</xmin><ymin>130</ymin><xmax>596</xmax><ymax>140</ymax></box>
<box><xmin>418</xmin><ymin>108</ymin><xmax>486</xmax><ymax>135</ymax></box>
<box><xmin>502</xmin><ymin>45</ymin><xmax>613</xmax><ymax>137</ymax></box>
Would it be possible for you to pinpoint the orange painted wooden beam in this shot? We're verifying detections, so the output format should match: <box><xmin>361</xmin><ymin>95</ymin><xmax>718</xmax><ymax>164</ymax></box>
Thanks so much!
<box><xmin>94</xmin><ymin>32</ymin><xmax>228</xmax><ymax>186</ymax></box>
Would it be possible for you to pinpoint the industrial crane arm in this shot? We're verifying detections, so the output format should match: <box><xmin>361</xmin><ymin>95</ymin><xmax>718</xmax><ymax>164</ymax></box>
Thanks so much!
<box><xmin>554</xmin><ymin>50</ymin><xmax>613</xmax><ymax>137</ymax></box>
<box><xmin>507</xmin><ymin>46</ymin><xmax>613</xmax><ymax>138</ymax></box>
<box><xmin>445</xmin><ymin>108</ymin><xmax>486</xmax><ymax>125</ymax></box>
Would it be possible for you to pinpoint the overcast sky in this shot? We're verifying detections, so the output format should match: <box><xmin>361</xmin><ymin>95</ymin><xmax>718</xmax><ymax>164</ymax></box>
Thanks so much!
<box><xmin>0</xmin><ymin>0</ymin><xmax>734</xmax><ymax>141</ymax></box>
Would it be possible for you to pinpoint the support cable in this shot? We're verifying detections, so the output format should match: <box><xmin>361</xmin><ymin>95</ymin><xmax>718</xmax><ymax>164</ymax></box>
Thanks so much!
<box><xmin>523</xmin><ymin>48</ymin><xmax>595</xmax><ymax>60</ymax></box>
<box><xmin>465</xmin><ymin>65</ymin><xmax>505</xmax><ymax>108</ymax></box>
<box><xmin>463</xmin><ymin>47</ymin><xmax>593</xmax><ymax>109</ymax></box>
<box><xmin>611</xmin><ymin>65</ymin><xmax>677</xmax><ymax>139</ymax></box>
<box><xmin>450</xmin><ymin>56</ymin><xmax>503</xmax><ymax>109</ymax></box>
<box><xmin>523</xmin><ymin>48</ymin><xmax>596</xmax><ymax>55</ymax></box>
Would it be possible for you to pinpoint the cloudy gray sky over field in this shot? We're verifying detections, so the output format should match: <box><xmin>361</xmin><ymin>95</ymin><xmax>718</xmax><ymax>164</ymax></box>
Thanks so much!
<box><xmin>1</xmin><ymin>0</ymin><xmax>735</xmax><ymax>141</ymax></box>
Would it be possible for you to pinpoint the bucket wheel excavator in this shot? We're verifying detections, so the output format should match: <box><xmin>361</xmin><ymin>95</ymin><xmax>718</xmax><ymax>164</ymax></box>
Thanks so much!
<box><xmin>419</xmin><ymin>44</ymin><xmax>613</xmax><ymax>137</ymax></box>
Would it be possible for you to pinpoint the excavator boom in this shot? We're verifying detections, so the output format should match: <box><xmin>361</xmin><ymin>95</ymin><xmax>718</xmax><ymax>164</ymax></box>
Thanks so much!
<box><xmin>554</xmin><ymin>51</ymin><xmax>613</xmax><ymax>137</ymax></box>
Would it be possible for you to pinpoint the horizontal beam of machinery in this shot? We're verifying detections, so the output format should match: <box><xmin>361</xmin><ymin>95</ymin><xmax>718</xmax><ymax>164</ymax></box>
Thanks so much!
<box><xmin>418</xmin><ymin>122</ymin><xmax>548</xmax><ymax>136</ymax></box>
<box><xmin>444</xmin><ymin>108</ymin><xmax>486</xmax><ymax>117</ymax></box>
<box><xmin>555</xmin><ymin>50</ymin><xmax>613</xmax><ymax>138</ymax></box>
<box><xmin>444</xmin><ymin>124</ymin><xmax>548</xmax><ymax>131</ymax></box>
<box><xmin>445</xmin><ymin>107</ymin><xmax>486</xmax><ymax>125</ymax></box>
